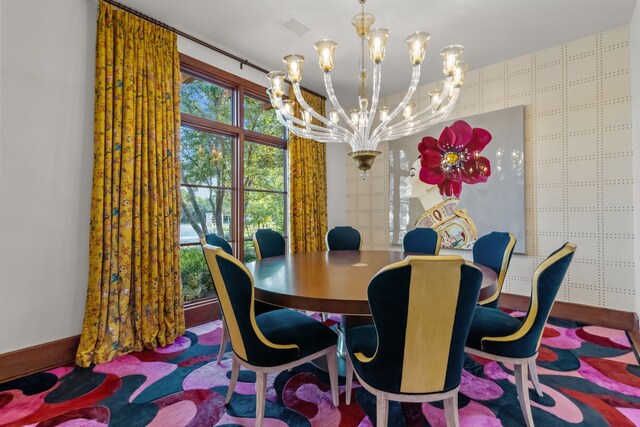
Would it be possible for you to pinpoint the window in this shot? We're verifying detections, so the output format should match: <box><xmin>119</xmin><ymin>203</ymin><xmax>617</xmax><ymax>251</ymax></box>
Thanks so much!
<box><xmin>179</xmin><ymin>54</ymin><xmax>287</xmax><ymax>303</ymax></box>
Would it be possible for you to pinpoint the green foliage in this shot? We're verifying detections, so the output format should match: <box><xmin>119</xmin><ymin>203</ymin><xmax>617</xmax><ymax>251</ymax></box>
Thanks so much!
<box><xmin>180</xmin><ymin>247</ymin><xmax>214</xmax><ymax>301</ymax></box>
<box><xmin>244</xmin><ymin>96</ymin><xmax>285</xmax><ymax>138</ymax></box>
<box><xmin>244</xmin><ymin>240</ymin><xmax>257</xmax><ymax>263</ymax></box>
<box><xmin>179</xmin><ymin>73</ymin><xmax>286</xmax><ymax>302</ymax></box>
<box><xmin>180</xmin><ymin>78</ymin><xmax>232</xmax><ymax>124</ymax></box>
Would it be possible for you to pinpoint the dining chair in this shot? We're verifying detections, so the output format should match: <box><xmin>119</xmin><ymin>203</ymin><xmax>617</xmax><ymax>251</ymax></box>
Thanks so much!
<box><xmin>344</xmin><ymin>255</ymin><xmax>483</xmax><ymax>427</ymax></box>
<box><xmin>473</xmin><ymin>231</ymin><xmax>517</xmax><ymax>308</ymax></box>
<box><xmin>402</xmin><ymin>227</ymin><xmax>441</xmax><ymax>255</ymax></box>
<box><xmin>201</xmin><ymin>233</ymin><xmax>233</xmax><ymax>255</ymax></box>
<box><xmin>326</xmin><ymin>226</ymin><xmax>362</xmax><ymax>251</ymax></box>
<box><xmin>465</xmin><ymin>242</ymin><xmax>576</xmax><ymax>427</ymax></box>
<box><xmin>253</xmin><ymin>228</ymin><xmax>286</xmax><ymax>260</ymax></box>
<box><xmin>202</xmin><ymin>245</ymin><xmax>339</xmax><ymax>427</ymax></box>
<box><xmin>200</xmin><ymin>234</ymin><xmax>277</xmax><ymax>365</ymax></box>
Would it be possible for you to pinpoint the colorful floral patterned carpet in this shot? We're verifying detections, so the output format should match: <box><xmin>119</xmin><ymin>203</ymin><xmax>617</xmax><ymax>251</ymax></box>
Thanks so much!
<box><xmin>1</xmin><ymin>313</ymin><xmax>640</xmax><ymax>426</ymax></box>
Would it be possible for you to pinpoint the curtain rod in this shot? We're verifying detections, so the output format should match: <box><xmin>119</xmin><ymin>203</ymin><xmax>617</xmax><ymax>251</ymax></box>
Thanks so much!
<box><xmin>100</xmin><ymin>0</ymin><xmax>326</xmax><ymax>100</ymax></box>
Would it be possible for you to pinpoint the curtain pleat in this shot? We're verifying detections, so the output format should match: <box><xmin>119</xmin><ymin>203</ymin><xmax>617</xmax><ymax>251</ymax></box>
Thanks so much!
<box><xmin>288</xmin><ymin>88</ymin><xmax>328</xmax><ymax>253</ymax></box>
<box><xmin>76</xmin><ymin>1</ymin><xmax>184</xmax><ymax>367</ymax></box>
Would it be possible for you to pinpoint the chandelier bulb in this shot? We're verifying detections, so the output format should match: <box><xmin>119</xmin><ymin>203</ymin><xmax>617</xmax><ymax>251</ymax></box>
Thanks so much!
<box><xmin>428</xmin><ymin>87</ymin><xmax>442</xmax><ymax>106</ymax></box>
<box><xmin>349</xmin><ymin>108</ymin><xmax>360</xmax><ymax>126</ymax></box>
<box><xmin>283</xmin><ymin>54</ymin><xmax>305</xmax><ymax>83</ymax></box>
<box><xmin>452</xmin><ymin>60</ymin><xmax>468</xmax><ymax>88</ymax></box>
<box><xmin>283</xmin><ymin>100</ymin><xmax>295</xmax><ymax>116</ymax></box>
<box><xmin>405</xmin><ymin>31</ymin><xmax>430</xmax><ymax>65</ymax></box>
<box><xmin>440</xmin><ymin>45</ymin><xmax>464</xmax><ymax>76</ymax></box>
<box><xmin>379</xmin><ymin>106</ymin><xmax>390</xmax><ymax>122</ymax></box>
<box><xmin>266</xmin><ymin>71</ymin><xmax>286</xmax><ymax>98</ymax></box>
<box><xmin>366</xmin><ymin>28</ymin><xmax>390</xmax><ymax>63</ymax></box>
<box><xmin>403</xmin><ymin>102</ymin><xmax>415</xmax><ymax>120</ymax></box>
<box><xmin>329</xmin><ymin>109</ymin><xmax>340</xmax><ymax>124</ymax></box>
<box><xmin>314</xmin><ymin>39</ymin><xmax>338</xmax><ymax>72</ymax></box>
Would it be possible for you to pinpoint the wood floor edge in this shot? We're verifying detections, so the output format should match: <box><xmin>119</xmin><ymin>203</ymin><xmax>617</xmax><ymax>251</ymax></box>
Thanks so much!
<box><xmin>0</xmin><ymin>335</ymin><xmax>80</xmax><ymax>384</ymax></box>
<box><xmin>499</xmin><ymin>292</ymin><xmax>640</xmax><ymax>332</ymax></box>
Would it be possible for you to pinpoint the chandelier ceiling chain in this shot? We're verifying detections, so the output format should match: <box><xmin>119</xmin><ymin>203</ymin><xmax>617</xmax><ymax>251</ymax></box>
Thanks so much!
<box><xmin>267</xmin><ymin>0</ymin><xmax>468</xmax><ymax>179</ymax></box>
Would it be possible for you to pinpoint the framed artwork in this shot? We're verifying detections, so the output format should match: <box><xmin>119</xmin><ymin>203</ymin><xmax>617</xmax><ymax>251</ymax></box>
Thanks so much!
<box><xmin>389</xmin><ymin>105</ymin><xmax>525</xmax><ymax>253</ymax></box>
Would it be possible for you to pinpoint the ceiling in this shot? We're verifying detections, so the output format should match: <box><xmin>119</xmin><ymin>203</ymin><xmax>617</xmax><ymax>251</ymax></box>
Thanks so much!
<box><xmin>118</xmin><ymin>0</ymin><xmax>637</xmax><ymax>103</ymax></box>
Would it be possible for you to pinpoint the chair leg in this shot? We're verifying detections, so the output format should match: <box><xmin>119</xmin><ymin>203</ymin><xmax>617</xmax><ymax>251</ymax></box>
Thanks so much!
<box><xmin>321</xmin><ymin>312</ymin><xmax>328</xmax><ymax>322</ymax></box>
<box><xmin>326</xmin><ymin>350</ymin><xmax>339</xmax><ymax>407</ymax></box>
<box><xmin>376</xmin><ymin>395</ymin><xmax>389</xmax><ymax>427</ymax></box>
<box><xmin>345</xmin><ymin>355</ymin><xmax>354</xmax><ymax>405</ymax></box>
<box><xmin>443</xmin><ymin>393</ymin><xmax>460</xmax><ymax>427</ymax></box>
<box><xmin>217</xmin><ymin>321</ymin><xmax>229</xmax><ymax>364</ymax></box>
<box><xmin>514</xmin><ymin>362</ymin><xmax>534</xmax><ymax>427</ymax></box>
<box><xmin>225</xmin><ymin>357</ymin><xmax>240</xmax><ymax>404</ymax></box>
<box><xmin>528</xmin><ymin>358</ymin><xmax>544</xmax><ymax>397</ymax></box>
<box><xmin>255</xmin><ymin>371</ymin><xmax>267</xmax><ymax>427</ymax></box>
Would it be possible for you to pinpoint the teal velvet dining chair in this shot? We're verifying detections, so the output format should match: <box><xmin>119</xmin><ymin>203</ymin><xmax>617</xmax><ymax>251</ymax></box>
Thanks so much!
<box><xmin>201</xmin><ymin>233</ymin><xmax>233</xmax><ymax>256</ymax></box>
<box><xmin>465</xmin><ymin>242</ymin><xmax>576</xmax><ymax>427</ymax></box>
<box><xmin>202</xmin><ymin>245</ymin><xmax>339</xmax><ymax>427</ymax></box>
<box><xmin>326</xmin><ymin>226</ymin><xmax>361</xmax><ymax>251</ymax></box>
<box><xmin>473</xmin><ymin>231</ymin><xmax>517</xmax><ymax>308</ymax></box>
<box><xmin>402</xmin><ymin>227</ymin><xmax>441</xmax><ymax>255</ymax></box>
<box><xmin>200</xmin><ymin>233</ymin><xmax>278</xmax><ymax>365</ymax></box>
<box><xmin>253</xmin><ymin>228</ymin><xmax>286</xmax><ymax>260</ymax></box>
<box><xmin>344</xmin><ymin>256</ymin><xmax>483</xmax><ymax>427</ymax></box>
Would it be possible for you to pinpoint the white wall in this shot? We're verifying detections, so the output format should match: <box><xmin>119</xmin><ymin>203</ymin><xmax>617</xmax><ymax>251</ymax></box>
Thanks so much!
<box><xmin>342</xmin><ymin>26</ymin><xmax>636</xmax><ymax>312</ymax></box>
<box><xmin>0</xmin><ymin>0</ymin><xmax>96</xmax><ymax>353</ymax></box>
<box><xmin>631</xmin><ymin>4</ymin><xmax>640</xmax><ymax>316</ymax></box>
<box><xmin>178</xmin><ymin>37</ymin><xmax>268</xmax><ymax>87</ymax></box>
<box><xmin>0</xmin><ymin>1</ymin><xmax>274</xmax><ymax>355</ymax></box>
<box><xmin>326</xmin><ymin>144</ymin><xmax>347</xmax><ymax>229</ymax></box>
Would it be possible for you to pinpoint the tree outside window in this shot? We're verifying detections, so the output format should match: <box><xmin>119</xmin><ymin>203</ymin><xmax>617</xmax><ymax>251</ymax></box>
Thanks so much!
<box><xmin>178</xmin><ymin>57</ymin><xmax>287</xmax><ymax>302</ymax></box>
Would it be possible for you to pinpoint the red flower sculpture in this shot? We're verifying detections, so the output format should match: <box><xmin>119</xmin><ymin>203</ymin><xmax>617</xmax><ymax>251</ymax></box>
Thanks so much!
<box><xmin>418</xmin><ymin>120</ymin><xmax>492</xmax><ymax>197</ymax></box>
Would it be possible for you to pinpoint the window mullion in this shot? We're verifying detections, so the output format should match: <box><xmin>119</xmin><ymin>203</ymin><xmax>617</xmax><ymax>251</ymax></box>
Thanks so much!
<box><xmin>236</xmin><ymin>86</ymin><xmax>246</xmax><ymax>260</ymax></box>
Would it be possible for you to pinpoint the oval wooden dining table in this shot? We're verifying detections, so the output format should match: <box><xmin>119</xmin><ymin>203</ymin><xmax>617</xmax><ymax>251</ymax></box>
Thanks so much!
<box><xmin>245</xmin><ymin>250</ymin><xmax>497</xmax><ymax>374</ymax></box>
<box><xmin>245</xmin><ymin>250</ymin><xmax>498</xmax><ymax>317</ymax></box>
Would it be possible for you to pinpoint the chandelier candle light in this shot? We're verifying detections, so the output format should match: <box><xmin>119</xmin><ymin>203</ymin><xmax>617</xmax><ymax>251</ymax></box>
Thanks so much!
<box><xmin>267</xmin><ymin>0</ymin><xmax>468</xmax><ymax>179</ymax></box>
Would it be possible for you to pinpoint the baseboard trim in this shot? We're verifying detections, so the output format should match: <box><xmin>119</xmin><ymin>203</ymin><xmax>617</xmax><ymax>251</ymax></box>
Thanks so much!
<box><xmin>0</xmin><ymin>335</ymin><xmax>80</xmax><ymax>384</ymax></box>
<box><xmin>499</xmin><ymin>293</ymin><xmax>639</xmax><ymax>331</ymax></box>
<box><xmin>0</xmin><ymin>299</ymin><xmax>222</xmax><ymax>384</ymax></box>
<box><xmin>184</xmin><ymin>297</ymin><xmax>221</xmax><ymax>328</ymax></box>
<box><xmin>5</xmin><ymin>295</ymin><xmax>634</xmax><ymax>383</ymax></box>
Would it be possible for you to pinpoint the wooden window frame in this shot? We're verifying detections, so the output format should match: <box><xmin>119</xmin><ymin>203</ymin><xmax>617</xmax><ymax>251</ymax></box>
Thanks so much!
<box><xmin>179</xmin><ymin>53</ymin><xmax>288</xmax><ymax>326</ymax></box>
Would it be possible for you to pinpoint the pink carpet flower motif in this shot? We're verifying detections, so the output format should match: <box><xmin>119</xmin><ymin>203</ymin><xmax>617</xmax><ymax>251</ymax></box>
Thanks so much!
<box><xmin>418</xmin><ymin>120</ymin><xmax>492</xmax><ymax>197</ymax></box>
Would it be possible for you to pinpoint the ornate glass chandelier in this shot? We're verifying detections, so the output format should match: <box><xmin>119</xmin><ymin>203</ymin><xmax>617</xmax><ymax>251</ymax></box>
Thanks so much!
<box><xmin>267</xmin><ymin>0</ymin><xmax>468</xmax><ymax>179</ymax></box>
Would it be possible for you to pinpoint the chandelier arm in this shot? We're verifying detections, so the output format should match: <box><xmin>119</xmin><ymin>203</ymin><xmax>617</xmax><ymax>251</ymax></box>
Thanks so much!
<box><xmin>373</xmin><ymin>96</ymin><xmax>458</xmax><ymax>143</ymax></box>
<box><xmin>292</xmin><ymin>83</ymin><xmax>352</xmax><ymax>138</ymax></box>
<box><xmin>363</xmin><ymin>62</ymin><xmax>382</xmax><ymax>147</ymax></box>
<box><xmin>378</xmin><ymin>105</ymin><xmax>453</xmax><ymax>141</ymax></box>
<box><xmin>377</xmin><ymin>89</ymin><xmax>460</xmax><ymax>139</ymax></box>
<box><xmin>323</xmin><ymin>72</ymin><xmax>360</xmax><ymax>135</ymax></box>
<box><xmin>369</xmin><ymin>64</ymin><xmax>421</xmax><ymax>142</ymax></box>
<box><xmin>403</xmin><ymin>85</ymin><xmax>456</xmax><ymax>120</ymax></box>
<box><xmin>275</xmin><ymin>109</ymin><xmax>328</xmax><ymax>133</ymax></box>
<box><xmin>278</xmin><ymin>110</ymin><xmax>351</xmax><ymax>143</ymax></box>
<box><xmin>276</xmin><ymin>110</ymin><xmax>358</xmax><ymax>146</ymax></box>
<box><xmin>274</xmin><ymin>97</ymin><xmax>349</xmax><ymax>137</ymax></box>
<box><xmin>379</xmin><ymin>112</ymin><xmax>450</xmax><ymax>142</ymax></box>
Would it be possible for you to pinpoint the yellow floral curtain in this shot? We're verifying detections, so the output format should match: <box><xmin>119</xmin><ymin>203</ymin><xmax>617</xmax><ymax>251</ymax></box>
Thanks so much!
<box><xmin>288</xmin><ymin>88</ymin><xmax>328</xmax><ymax>253</ymax></box>
<box><xmin>76</xmin><ymin>1</ymin><xmax>184</xmax><ymax>367</ymax></box>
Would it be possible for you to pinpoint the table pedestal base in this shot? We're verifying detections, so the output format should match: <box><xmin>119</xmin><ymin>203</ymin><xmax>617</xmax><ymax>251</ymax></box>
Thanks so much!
<box><xmin>312</xmin><ymin>314</ymin><xmax>372</xmax><ymax>377</ymax></box>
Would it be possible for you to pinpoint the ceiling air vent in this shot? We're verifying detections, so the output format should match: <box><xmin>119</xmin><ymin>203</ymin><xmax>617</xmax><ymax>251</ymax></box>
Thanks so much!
<box><xmin>283</xmin><ymin>18</ymin><xmax>310</xmax><ymax>36</ymax></box>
